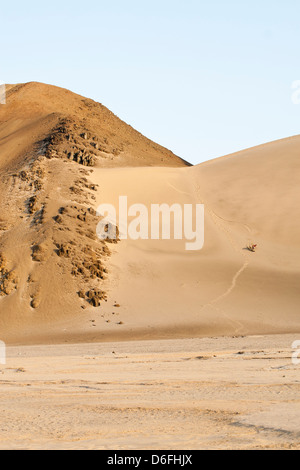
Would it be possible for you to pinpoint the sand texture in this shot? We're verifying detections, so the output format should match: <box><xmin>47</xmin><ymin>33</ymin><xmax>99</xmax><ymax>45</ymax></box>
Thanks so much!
<box><xmin>0</xmin><ymin>335</ymin><xmax>299</xmax><ymax>450</ymax></box>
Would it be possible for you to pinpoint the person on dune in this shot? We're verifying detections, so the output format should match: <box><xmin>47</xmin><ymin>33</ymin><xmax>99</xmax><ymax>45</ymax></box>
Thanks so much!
<box><xmin>247</xmin><ymin>244</ymin><xmax>257</xmax><ymax>252</ymax></box>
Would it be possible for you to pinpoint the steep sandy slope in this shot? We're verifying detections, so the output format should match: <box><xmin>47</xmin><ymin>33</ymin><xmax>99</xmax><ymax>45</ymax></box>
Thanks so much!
<box><xmin>84</xmin><ymin>136</ymin><xmax>300</xmax><ymax>342</ymax></box>
<box><xmin>0</xmin><ymin>82</ymin><xmax>189</xmax><ymax>344</ymax></box>
<box><xmin>0</xmin><ymin>82</ymin><xmax>299</xmax><ymax>344</ymax></box>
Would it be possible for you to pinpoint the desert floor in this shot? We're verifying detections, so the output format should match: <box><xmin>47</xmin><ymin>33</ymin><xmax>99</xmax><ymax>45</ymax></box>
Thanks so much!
<box><xmin>0</xmin><ymin>334</ymin><xmax>299</xmax><ymax>450</ymax></box>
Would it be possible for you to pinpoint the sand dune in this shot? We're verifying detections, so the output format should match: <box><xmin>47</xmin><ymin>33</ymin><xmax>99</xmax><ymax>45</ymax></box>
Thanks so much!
<box><xmin>0</xmin><ymin>83</ymin><xmax>299</xmax><ymax>345</ymax></box>
<box><xmin>88</xmin><ymin>149</ymin><xmax>300</xmax><ymax>341</ymax></box>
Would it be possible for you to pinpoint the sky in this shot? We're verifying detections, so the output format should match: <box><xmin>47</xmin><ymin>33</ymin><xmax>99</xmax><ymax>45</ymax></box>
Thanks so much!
<box><xmin>1</xmin><ymin>0</ymin><xmax>300</xmax><ymax>165</ymax></box>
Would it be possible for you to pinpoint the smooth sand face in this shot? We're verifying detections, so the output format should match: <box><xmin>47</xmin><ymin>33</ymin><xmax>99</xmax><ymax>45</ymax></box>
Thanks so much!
<box><xmin>85</xmin><ymin>151</ymin><xmax>300</xmax><ymax>342</ymax></box>
<box><xmin>1</xmin><ymin>335</ymin><xmax>299</xmax><ymax>450</ymax></box>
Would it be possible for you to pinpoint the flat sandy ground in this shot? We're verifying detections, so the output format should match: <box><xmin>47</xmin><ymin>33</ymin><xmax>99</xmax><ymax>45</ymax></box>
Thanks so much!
<box><xmin>0</xmin><ymin>334</ymin><xmax>299</xmax><ymax>450</ymax></box>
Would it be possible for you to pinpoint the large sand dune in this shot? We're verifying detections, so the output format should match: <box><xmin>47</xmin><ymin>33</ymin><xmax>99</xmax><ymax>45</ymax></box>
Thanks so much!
<box><xmin>0</xmin><ymin>83</ymin><xmax>299</xmax><ymax>344</ymax></box>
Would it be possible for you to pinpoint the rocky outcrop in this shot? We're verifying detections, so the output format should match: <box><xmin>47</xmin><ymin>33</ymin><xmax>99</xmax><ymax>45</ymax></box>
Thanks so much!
<box><xmin>0</xmin><ymin>254</ymin><xmax>18</xmax><ymax>296</ymax></box>
<box><xmin>42</xmin><ymin>119</ymin><xmax>112</xmax><ymax>167</ymax></box>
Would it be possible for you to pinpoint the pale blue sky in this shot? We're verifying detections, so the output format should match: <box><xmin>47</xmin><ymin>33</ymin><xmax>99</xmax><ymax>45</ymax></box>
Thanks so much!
<box><xmin>1</xmin><ymin>0</ymin><xmax>300</xmax><ymax>165</ymax></box>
